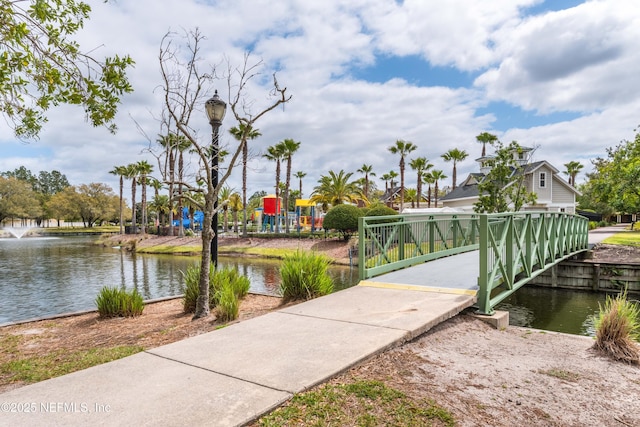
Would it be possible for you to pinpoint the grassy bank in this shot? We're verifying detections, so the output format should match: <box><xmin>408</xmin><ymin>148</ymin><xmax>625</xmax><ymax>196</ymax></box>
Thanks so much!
<box><xmin>37</xmin><ymin>226</ymin><xmax>121</xmax><ymax>235</ymax></box>
<box><xmin>603</xmin><ymin>230</ymin><xmax>640</xmax><ymax>246</ymax></box>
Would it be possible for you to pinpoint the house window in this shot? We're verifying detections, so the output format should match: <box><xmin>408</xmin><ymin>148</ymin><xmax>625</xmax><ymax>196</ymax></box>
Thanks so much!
<box><xmin>539</xmin><ymin>172</ymin><xmax>546</xmax><ymax>188</ymax></box>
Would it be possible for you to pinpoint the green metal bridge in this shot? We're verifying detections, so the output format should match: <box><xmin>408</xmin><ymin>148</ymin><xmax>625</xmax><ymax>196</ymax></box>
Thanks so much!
<box><xmin>357</xmin><ymin>212</ymin><xmax>589</xmax><ymax>315</ymax></box>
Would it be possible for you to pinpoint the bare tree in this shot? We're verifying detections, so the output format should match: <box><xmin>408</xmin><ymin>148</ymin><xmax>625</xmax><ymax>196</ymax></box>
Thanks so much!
<box><xmin>157</xmin><ymin>29</ymin><xmax>291</xmax><ymax>319</ymax></box>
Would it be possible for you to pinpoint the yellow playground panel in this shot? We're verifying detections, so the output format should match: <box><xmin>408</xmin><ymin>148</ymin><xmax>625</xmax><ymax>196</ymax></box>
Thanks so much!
<box><xmin>295</xmin><ymin>199</ymin><xmax>322</xmax><ymax>230</ymax></box>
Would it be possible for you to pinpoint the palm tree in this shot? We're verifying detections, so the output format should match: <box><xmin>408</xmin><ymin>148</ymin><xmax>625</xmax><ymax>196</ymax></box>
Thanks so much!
<box><xmin>175</xmin><ymin>136</ymin><xmax>191</xmax><ymax>237</ymax></box>
<box><xmin>263</xmin><ymin>144</ymin><xmax>285</xmax><ymax>233</ymax></box>
<box><xmin>441</xmin><ymin>148</ymin><xmax>469</xmax><ymax>190</ymax></box>
<box><xmin>409</xmin><ymin>157</ymin><xmax>433</xmax><ymax>208</ymax></box>
<box><xmin>310</xmin><ymin>170</ymin><xmax>367</xmax><ymax>208</ymax></box>
<box><xmin>357</xmin><ymin>164</ymin><xmax>376</xmax><ymax>200</ymax></box>
<box><xmin>218</xmin><ymin>186</ymin><xmax>232</xmax><ymax>233</ymax></box>
<box><xmin>135</xmin><ymin>160</ymin><xmax>153</xmax><ymax>234</ymax></box>
<box><xmin>430</xmin><ymin>170</ymin><xmax>447</xmax><ymax>208</ymax></box>
<box><xmin>388</xmin><ymin>139</ymin><xmax>417</xmax><ymax>213</ymax></box>
<box><xmin>279</xmin><ymin>138</ymin><xmax>301</xmax><ymax>233</ymax></box>
<box><xmin>405</xmin><ymin>188</ymin><xmax>418</xmax><ymax>209</ymax></box>
<box><xmin>294</xmin><ymin>171</ymin><xmax>306</xmax><ymax>198</ymax></box>
<box><xmin>563</xmin><ymin>161</ymin><xmax>584</xmax><ymax>186</ymax></box>
<box><xmin>422</xmin><ymin>172</ymin><xmax>435</xmax><ymax>208</ymax></box>
<box><xmin>109</xmin><ymin>165</ymin><xmax>128</xmax><ymax>234</ymax></box>
<box><xmin>148</xmin><ymin>177</ymin><xmax>163</xmax><ymax>201</ymax></box>
<box><xmin>476</xmin><ymin>132</ymin><xmax>498</xmax><ymax>157</ymax></box>
<box><xmin>229</xmin><ymin>123</ymin><xmax>261</xmax><ymax>237</ymax></box>
<box><xmin>228</xmin><ymin>192</ymin><xmax>243</xmax><ymax>234</ymax></box>
<box><xmin>157</xmin><ymin>133</ymin><xmax>176</xmax><ymax>236</ymax></box>
<box><xmin>388</xmin><ymin>170</ymin><xmax>399</xmax><ymax>189</ymax></box>
<box><xmin>124</xmin><ymin>163</ymin><xmax>138</xmax><ymax>233</ymax></box>
<box><xmin>149</xmin><ymin>195</ymin><xmax>170</xmax><ymax>229</ymax></box>
<box><xmin>387</xmin><ymin>170</ymin><xmax>399</xmax><ymax>209</ymax></box>
<box><xmin>380</xmin><ymin>173</ymin><xmax>392</xmax><ymax>194</ymax></box>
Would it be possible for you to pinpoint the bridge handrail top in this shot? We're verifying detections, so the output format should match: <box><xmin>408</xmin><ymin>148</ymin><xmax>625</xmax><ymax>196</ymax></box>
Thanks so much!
<box><xmin>361</xmin><ymin>213</ymin><xmax>479</xmax><ymax>221</ymax></box>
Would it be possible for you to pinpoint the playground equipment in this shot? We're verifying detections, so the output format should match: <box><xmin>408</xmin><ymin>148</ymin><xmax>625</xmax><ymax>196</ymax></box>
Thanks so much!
<box><xmin>295</xmin><ymin>199</ymin><xmax>323</xmax><ymax>232</ymax></box>
<box><xmin>260</xmin><ymin>194</ymin><xmax>282</xmax><ymax>232</ymax></box>
<box><xmin>172</xmin><ymin>207</ymin><xmax>204</xmax><ymax>230</ymax></box>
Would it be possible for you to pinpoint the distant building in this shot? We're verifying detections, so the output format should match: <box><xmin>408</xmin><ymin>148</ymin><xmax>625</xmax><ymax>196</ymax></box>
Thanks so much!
<box><xmin>441</xmin><ymin>146</ymin><xmax>580</xmax><ymax>213</ymax></box>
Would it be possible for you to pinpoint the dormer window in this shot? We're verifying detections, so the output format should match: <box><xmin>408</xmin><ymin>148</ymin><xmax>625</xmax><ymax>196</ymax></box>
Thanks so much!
<box><xmin>539</xmin><ymin>172</ymin><xmax>547</xmax><ymax>188</ymax></box>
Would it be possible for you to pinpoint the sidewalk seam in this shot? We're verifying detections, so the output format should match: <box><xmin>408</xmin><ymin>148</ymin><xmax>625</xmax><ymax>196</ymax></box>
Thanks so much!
<box><xmin>142</xmin><ymin>350</ymin><xmax>295</xmax><ymax>395</ymax></box>
<box><xmin>275</xmin><ymin>310</ymin><xmax>416</xmax><ymax>335</ymax></box>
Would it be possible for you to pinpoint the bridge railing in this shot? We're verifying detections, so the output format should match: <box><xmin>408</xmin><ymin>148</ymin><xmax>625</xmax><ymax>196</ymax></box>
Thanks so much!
<box><xmin>358</xmin><ymin>213</ymin><xmax>480</xmax><ymax>280</ymax></box>
<box><xmin>477</xmin><ymin>211</ymin><xmax>589</xmax><ymax>314</ymax></box>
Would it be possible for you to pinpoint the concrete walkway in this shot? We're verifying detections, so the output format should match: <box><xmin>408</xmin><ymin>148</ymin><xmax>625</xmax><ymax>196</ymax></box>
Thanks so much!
<box><xmin>0</xmin><ymin>285</ymin><xmax>475</xmax><ymax>427</ymax></box>
<box><xmin>588</xmin><ymin>223</ymin><xmax>628</xmax><ymax>245</ymax></box>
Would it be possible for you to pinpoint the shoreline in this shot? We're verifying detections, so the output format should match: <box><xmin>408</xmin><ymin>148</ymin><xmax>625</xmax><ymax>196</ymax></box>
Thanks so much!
<box><xmin>98</xmin><ymin>233</ymin><xmax>355</xmax><ymax>265</ymax></box>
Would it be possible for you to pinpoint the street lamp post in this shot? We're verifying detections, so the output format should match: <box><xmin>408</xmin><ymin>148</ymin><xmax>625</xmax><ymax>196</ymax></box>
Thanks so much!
<box><xmin>205</xmin><ymin>90</ymin><xmax>227</xmax><ymax>266</ymax></box>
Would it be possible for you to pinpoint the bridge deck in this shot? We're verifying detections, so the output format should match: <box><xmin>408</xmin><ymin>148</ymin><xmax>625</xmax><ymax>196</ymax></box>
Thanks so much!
<box><xmin>359</xmin><ymin>250</ymin><xmax>479</xmax><ymax>296</ymax></box>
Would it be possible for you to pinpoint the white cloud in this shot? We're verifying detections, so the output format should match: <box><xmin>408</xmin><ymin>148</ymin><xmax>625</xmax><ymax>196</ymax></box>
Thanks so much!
<box><xmin>475</xmin><ymin>0</ymin><xmax>640</xmax><ymax>113</ymax></box>
<box><xmin>1</xmin><ymin>0</ymin><xmax>638</xmax><ymax>202</ymax></box>
<box><xmin>362</xmin><ymin>0</ymin><xmax>537</xmax><ymax>70</ymax></box>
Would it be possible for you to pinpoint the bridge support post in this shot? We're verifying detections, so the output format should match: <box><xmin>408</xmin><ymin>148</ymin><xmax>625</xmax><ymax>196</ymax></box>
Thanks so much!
<box><xmin>477</xmin><ymin>214</ymin><xmax>493</xmax><ymax>315</ymax></box>
<box><xmin>474</xmin><ymin>310</ymin><xmax>509</xmax><ymax>330</ymax></box>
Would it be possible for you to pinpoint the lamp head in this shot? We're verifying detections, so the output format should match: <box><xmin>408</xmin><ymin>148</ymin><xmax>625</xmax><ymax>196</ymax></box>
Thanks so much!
<box><xmin>205</xmin><ymin>90</ymin><xmax>227</xmax><ymax>126</ymax></box>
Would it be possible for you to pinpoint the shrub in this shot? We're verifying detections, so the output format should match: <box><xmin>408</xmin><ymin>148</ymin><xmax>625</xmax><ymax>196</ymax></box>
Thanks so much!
<box><xmin>592</xmin><ymin>289</ymin><xmax>640</xmax><ymax>364</ymax></box>
<box><xmin>280</xmin><ymin>251</ymin><xmax>334</xmax><ymax>302</ymax></box>
<box><xmin>95</xmin><ymin>287</ymin><xmax>144</xmax><ymax>318</ymax></box>
<box><xmin>181</xmin><ymin>264</ymin><xmax>250</xmax><ymax>320</ymax></box>
<box><xmin>215</xmin><ymin>267</ymin><xmax>250</xmax><ymax>299</ymax></box>
<box><xmin>215</xmin><ymin>283</ymin><xmax>239</xmax><ymax>322</ymax></box>
<box><xmin>365</xmin><ymin>205</ymin><xmax>399</xmax><ymax>224</ymax></box>
<box><xmin>323</xmin><ymin>204</ymin><xmax>364</xmax><ymax>241</ymax></box>
<box><xmin>181</xmin><ymin>263</ymin><xmax>215</xmax><ymax>313</ymax></box>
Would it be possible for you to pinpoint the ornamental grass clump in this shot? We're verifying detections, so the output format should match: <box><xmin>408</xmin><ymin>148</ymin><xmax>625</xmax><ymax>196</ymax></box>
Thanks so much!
<box><xmin>215</xmin><ymin>267</ymin><xmax>250</xmax><ymax>299</ymax></box>
<box><xmin>280</xmin><ymin>251</ymin><xmax>334</xmax><ymax>302</ymax></box>
<box><xmin>215</xmin><ymin>283</ymin><xmax>239</xmax><ymax>322</ymax></box>
<box><xmin>181</xmin><ymin>264</ymin><xmax>250</xmax><ymax>321</ymax></box>
<box><xmin>592</xmin><ymin>289</ymin><xmax>640</xmax><ymax>364</ymax></box>
<box><xmin>95</xmin><ymin>287</ymin><xmax>144</xmax><ymax>318</ymax></box>
<box><xmin>181</xmin><ymin>263</ymin><xmax>215</xmax><ymax>313</ymax></box>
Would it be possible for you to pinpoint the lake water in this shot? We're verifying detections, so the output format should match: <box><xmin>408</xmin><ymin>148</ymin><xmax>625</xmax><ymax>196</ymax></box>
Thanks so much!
<box><xmin>0</xmin><ymin>235</ymin><xmax>615</xmax><ymax>337</ymax></box>
<box><xmin>0</xmin><ymin>236</ymin><xmax>359</xmax><ymax>324</ymax></box>
<box><xmin>497</xmin><ymin>286</ymin><xmax>609</xmax><ymax>337</ymax></box>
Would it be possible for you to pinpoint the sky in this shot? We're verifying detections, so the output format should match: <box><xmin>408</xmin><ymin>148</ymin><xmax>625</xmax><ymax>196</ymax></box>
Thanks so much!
<box><xmin>2</xmin><ymin>0</ymin><xmax>640</xmax><ymax>204</ymax></box>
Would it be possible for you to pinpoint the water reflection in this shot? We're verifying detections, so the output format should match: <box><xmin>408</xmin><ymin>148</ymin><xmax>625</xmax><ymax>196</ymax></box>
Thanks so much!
<box><xmin>497</xmin><ymin>286</ymin><xmax>608</xmax><ymax>337</ymax></box>
<box><xmin>0</xmin><ymin>236</ymin><xmax>359</xmax><ymax>324</ymax></box>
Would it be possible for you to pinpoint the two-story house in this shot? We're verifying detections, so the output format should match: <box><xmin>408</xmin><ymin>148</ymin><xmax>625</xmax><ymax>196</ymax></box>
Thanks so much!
<box><xmin>441</xmin><ymin>147</ymin><xmax>580</xmax><ymax>213</ymax></box>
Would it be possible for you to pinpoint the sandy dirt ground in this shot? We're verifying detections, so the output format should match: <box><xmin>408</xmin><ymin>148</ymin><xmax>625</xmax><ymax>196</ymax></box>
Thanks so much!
<box><xmin>338</xmin><ymin>313</ymin><xmax>640</xmax><ymax>427</ymax></box>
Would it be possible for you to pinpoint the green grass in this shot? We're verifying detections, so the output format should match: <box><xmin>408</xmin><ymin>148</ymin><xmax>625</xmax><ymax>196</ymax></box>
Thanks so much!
<box><xmin>138</xmin><ymin>244</ymin><xmax>304</xmax><ymax>258</ymax></box>
<box><xmin>41</xmin><ymin>226</ymin><xmax>121</xmax><ymax>234</ymax></box>
<box><xmin>0</xmin><ymin>334</ymin><xmax>22</xmax><ymax>355</ymax></box>
<box><xmin>223</xmin><ymin>246</ymin><xmax>299</xmax><ymax>259</ymax></box>
<box><xmin>602</xmin><ymin>231</ymin><xmax>640</xmax><ymax>247</ymax></box>
<box><xmin>136</xmin><ymin>244</ymin><xmax>202</xmax><ymax>254</ymax></box>
<box><xmin>1</xmin><ymin>346</ymin><xmax>143</xmax><ymax>384</ymax></box>
<box><xmin>258</xmin><ymin>380</ymin><xmax>455</xmax><ymax>426</ymax></box>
